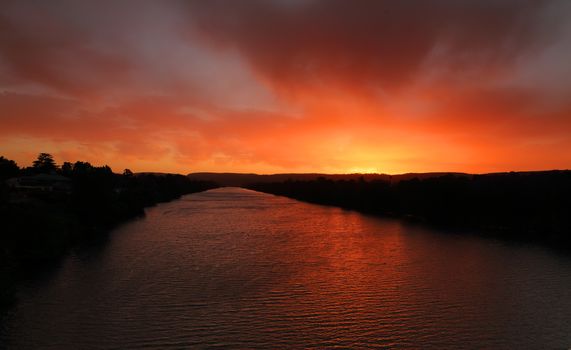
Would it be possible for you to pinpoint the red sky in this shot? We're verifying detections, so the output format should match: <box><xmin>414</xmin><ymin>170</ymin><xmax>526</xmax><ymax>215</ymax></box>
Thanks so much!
<box><xmin>1</xmin><ymin>0</ymin><xmax>570</xmax><ymax>174</ymax></box>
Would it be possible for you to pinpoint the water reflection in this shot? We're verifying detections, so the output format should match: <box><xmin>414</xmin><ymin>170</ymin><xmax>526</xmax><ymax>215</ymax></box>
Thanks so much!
<box><xmin>2</xmin><ymin>188</ymin><xmax>571</xmax><ymax>349</ymax></box>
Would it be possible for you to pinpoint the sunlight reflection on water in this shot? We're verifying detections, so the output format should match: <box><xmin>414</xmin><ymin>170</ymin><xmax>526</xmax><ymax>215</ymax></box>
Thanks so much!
<box><xmin>2</xmin><ymin>187</ymin><xmax>571</xmax><ymax>349</ymax></box>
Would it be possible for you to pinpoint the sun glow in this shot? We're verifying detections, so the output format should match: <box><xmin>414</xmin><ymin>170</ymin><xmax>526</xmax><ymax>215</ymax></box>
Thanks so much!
<box><xmin>1</xmin><ymin>0</ymin><xmax>570</xmax><ymax>174</ymax></box>
<box><xmin>347</xmin><ymin>167</ymin><xmax>380</xmax><ymax>174</ymax></box>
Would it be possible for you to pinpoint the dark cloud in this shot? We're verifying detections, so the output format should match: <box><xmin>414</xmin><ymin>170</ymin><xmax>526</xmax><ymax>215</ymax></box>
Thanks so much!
<box><xmin>0</xmin><ymin>0</ymin><xmax>570</xmax><ymax>173</ymax></box>
<box><xmin>186</xmin><ymin>0</ymin><xmax>547</xmax><ymax>95</ymax></box>
<box><xmin>0</xmin><ymin>3</ymin><xmax>131</xmax><ymax>97</ymax></box>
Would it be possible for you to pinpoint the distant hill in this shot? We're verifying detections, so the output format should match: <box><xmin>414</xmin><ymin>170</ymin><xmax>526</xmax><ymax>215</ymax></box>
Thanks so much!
<box><xmin>187</xmin><ymin>172</ymin><xmax>470</xmax><ymax>187</ymax></box>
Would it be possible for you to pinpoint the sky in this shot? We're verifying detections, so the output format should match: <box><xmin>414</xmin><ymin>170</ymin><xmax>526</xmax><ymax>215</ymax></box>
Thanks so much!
<box><xmin>1</xmin><ymin>0</ymin><xmax>570</xmax><ymax>174</ymax></box>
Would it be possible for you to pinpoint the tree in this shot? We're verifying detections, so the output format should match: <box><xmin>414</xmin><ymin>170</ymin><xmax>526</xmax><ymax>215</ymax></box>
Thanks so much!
<box><xmin>72</xmin><ymin>161</ymin><xmax>93</xmax><ymax>175</ymax></box>
<box><xmin>32</xmin><ymin>153</ymin><xmax>57</xmax><ymax>173</ymax></box>
<box><xmin>123</xmin><ymin>169</ymin><xmax>133</xmax><ymax>177</ymax></box>
<box><xmin>0</xmin><ymin>156</ymin><xmax>20</xmax><ymax>180</ymax></box>
<box><xmin>60</xmin><ymin>162</ymin><xmax>73</xmax><ymax>176</ymax></box>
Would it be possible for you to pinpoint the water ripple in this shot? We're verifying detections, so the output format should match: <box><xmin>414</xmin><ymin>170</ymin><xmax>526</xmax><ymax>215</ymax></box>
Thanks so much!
<box><xmin>2</xmin><ymin>187</ymin><xmax>571</xmax><ymax>349</ymax></box>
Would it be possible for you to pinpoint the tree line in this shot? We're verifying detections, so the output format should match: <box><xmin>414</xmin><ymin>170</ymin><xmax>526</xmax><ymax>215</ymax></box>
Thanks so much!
<box><xmin>0</xmin><ymin>153</ymin><xmax>218</xmax><ymax>306</ymax></box>
<box><xmin>246</xmin><ymin>171</ymin><xmax>571</xmax><ymax>246</ymax></box>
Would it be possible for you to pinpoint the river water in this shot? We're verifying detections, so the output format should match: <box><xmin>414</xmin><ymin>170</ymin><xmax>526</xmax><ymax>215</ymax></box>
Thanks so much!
<box><xmin>1</xmin><ymin>187</ymin><xmax>571</xmax><ymax>349</ymax></box>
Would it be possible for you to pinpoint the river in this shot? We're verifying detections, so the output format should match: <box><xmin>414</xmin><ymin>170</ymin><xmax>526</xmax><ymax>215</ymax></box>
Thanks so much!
<box><xmin>1</xmin><ymin>187</ymin><xmax>571</xmax><ymax>349</ymax></box>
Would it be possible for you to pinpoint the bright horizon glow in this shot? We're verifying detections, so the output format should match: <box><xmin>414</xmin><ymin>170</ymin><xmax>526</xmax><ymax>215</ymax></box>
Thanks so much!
<box><xmin>1</xmin><ymin>1</ymin><xmax>571</xmax><ymax>174</ymax></box>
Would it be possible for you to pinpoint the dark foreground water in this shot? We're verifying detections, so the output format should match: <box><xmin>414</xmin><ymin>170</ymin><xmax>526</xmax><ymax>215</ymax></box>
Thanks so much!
<box><xmin>2</xmin><ymin>187</ymin><xmax>571</xmax><ymax>349</ymax></box>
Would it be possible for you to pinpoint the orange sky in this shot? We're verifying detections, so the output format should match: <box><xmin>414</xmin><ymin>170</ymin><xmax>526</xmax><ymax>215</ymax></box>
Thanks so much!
<box><xmin>1</xmin><ymin>0</ymin><xmax>570</xmax><ymax>174</ymax></box>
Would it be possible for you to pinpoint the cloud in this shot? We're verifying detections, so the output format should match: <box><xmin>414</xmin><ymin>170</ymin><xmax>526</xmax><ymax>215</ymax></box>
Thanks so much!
<box><xmin>186</xmin><ymin>0</ymin><xmax>547</xmax><ymax>95</ymax></box>
<box><xmin>0</xmin><ymin>0</ymin><xmax>570</xmax><ymax>173</ymax></box>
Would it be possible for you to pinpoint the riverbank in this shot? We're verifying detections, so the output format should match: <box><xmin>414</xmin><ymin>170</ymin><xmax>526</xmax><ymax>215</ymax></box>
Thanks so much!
<box><xmin>245</xmin><ymin>170</ymin><xmax>571</xmax><ymax>248</ymax></box>
<box><xmin>1</xmin><ymin>158</ymin><xmax>218</xmax><ymax>308</ymax></box>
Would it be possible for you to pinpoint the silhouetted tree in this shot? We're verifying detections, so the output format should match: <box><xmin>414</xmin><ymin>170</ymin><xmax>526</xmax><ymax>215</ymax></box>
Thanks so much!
<box><xmin>123</xmin><ymin>169</ymin><xmax>133</xmax><ymax>177</ymax></box>
<box><xmin>32</xmin><ymin>153</ymin><xmax>57</xmax><ymax>173</ymax></box>
<box><xmin>0</xmin><ymin>156</ymin><xmax>20</xmax><ymax>180</ymax></box>
<box><xmin>60</xmin><ymin>162</ymin><xmax>73</xmax><ymax>176</ymax></box>
<box><xmin>72</xmin><ymin>161</ymin><xmax>93</xmax><ymax>175</ymax></box>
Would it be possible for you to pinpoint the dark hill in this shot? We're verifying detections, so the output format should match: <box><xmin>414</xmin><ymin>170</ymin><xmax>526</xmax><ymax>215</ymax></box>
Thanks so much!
<box><xmin>187</xmin><ymin>171</ymin><xmax>469</xmax><ymax>187</ymax></box>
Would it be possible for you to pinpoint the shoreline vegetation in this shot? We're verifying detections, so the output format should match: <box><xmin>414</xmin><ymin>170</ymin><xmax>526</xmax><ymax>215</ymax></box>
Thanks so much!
<box><xmin>3</xmin><ymin>157</ymin><xmax>571</xmax><ymax>308</ymax></box>
<box><xmin>0</xmin><ymin>154</ymin><xmax>218</xmax><ymax>307</ymax></box>
<box><xmin>244</xmin><ymin>171</ymin><xmax>571</xmax><ymax>247</ymax></box>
